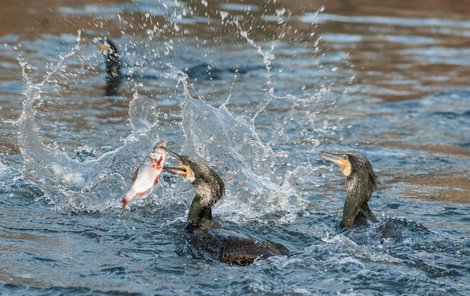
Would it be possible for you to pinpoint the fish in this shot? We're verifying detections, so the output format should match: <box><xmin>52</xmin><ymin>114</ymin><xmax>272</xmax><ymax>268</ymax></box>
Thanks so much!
<box><xmin>120</xmin><ymin>140</ymin><xmax>167</xmax><ymax>208</ymax></box>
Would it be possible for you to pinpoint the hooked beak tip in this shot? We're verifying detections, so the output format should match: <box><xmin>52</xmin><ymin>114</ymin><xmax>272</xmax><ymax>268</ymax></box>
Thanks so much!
<box><xmin>161</xmin><ymin>146</ymin><xmax>187</xmax><ymax>176</ymax></box>
<box><xmin>320</xmin><ymin>151</ymin><xmax>342</xmax><ymax>164</ymax></box>
<box><xmin>320</xmin><ymin>151</ymin><xmax>332</xmax><ymax>159</ymax></box>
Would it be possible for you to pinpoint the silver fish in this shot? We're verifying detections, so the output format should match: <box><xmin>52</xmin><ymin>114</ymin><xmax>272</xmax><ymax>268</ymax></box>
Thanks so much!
<box><xmin>121</xmin><ymin>140</ymin><xmax>167</xmax><ymax>208</ymax></box>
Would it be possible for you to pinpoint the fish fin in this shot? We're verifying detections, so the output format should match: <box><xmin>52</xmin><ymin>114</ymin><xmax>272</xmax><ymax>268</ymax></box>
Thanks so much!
<box><xmin>131</xmin><ymin>168</ymin><xmax>139</xmax><ymax>182</ymax></box>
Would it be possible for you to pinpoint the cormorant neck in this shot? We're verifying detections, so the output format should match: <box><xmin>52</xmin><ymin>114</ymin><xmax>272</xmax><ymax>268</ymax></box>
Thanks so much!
<box><xmin>346</xmin><ymin>173</ymin><xmax>375</xmax><ymax>204</ymax></box>
<box><xmin>105</xmin><ymin>54</ymin><xmax>122</xmax><ymax>78</ymax></box>
<box><xmin>341</xmin><ymin>171</ymin><xmax>378</xmax><ymax>228</ymax></box>
<box><xmin>184</xmin><ymin>159</ymin><xmax>225</xmax><ymax>230</ymax></box>
<box><xmin>187</xmin><ymin>195</ymin><xmax>213</xmax><ymax>229</ymax></box>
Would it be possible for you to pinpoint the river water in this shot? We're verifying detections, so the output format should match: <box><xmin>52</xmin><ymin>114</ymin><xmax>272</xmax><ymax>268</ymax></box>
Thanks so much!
<box><xmin>0</xmin><ymin>0</ymin><xmax>469</xmax><ymax>295</ymax></box>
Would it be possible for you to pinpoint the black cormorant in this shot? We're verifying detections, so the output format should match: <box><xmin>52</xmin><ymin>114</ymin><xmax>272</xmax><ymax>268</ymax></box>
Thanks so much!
<box><xmin>320</xmin><ymin>151</ymin><xmax>402</xmax><ymax>242</ymax></box>
<box><xmin>98</xmin><ymin>38</ymin><xmax>267</xmax><ymax>88</ymax></box>
<box><xmin>98</xmin><ymin>38</ymin><xmax>124</xmax><ymax>96</ymax></box>
<box><xmin>99</xmin><ymin>38</ymin><xmax>122</xmax><ymax>78</ymax></box>
<box><xmin>162</xmin><ymin>146</ymin><xmax>287</xmax><ymax>265</ymax></box>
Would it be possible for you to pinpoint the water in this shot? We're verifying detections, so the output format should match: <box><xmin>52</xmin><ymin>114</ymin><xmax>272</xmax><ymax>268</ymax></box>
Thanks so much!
<box><xmin>1</xmin><ymin>0</ymin><xmax>469</xmax><ymax>294</ymax></box>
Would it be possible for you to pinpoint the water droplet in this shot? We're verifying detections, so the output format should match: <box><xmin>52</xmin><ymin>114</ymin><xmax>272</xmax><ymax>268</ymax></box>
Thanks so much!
<box><xmin>220</xmin><ymin>11</ymin><xmax>229</xmax><ymax>22</ymax></box>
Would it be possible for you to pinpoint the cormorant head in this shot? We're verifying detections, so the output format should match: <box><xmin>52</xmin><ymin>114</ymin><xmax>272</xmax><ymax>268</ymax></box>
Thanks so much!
<box><xmin>98</xmin><ymin>38</ymin><xmax>119</xmax><ymax>57</ymax></box>
<box><xmin>320</xmin><ymin>151</ymin><xmax>378</xmax><ymax>192</ymax></box>
<box><xmin>162</xmin><ymin>146</ymin><xmax>225</xmax><ymax>207</ymax></box>
<box><xmin>98</xmin><ymin>38</ymin><xmax>121</xmax><ymax>76</ymax></box>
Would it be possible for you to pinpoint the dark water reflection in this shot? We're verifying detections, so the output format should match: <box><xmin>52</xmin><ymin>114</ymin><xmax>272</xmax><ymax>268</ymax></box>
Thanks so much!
<box><xmin>0</xmin><ymin>0</ymin><xmax>469</xmax><ymax>295</ymax></box>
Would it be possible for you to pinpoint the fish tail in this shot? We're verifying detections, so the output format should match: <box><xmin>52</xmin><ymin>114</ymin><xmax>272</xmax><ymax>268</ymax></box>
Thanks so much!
<box><xmin>120</xmin><ymin>193</ymin><xmax>133</xmax><ymax>208</ymax></box>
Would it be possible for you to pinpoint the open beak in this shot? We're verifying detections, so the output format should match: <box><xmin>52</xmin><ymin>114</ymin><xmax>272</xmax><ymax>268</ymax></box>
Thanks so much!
<box><xmin>320</xmin><ymin>151</ymin><xmax>352</xmax><ymax>177</ymax></box>
<box><xmin>161</xmin><ymin>146</ymin><xmax>191</xmax><ymax>177</ymax></box>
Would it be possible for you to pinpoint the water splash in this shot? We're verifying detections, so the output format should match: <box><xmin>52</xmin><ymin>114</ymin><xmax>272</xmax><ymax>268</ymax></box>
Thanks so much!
<box><xmin>13</xmin><ymin>3</ymin><xmax>338</xmax><ymax>218</ymax></box>
<box><xmin>175</xmin><ymin>76</ymin><xmax>301</xmax><ymax>222</ymax></box>
<box><xmin>16</xmin><ymin>31</ymin><xmax>166</xmax><ymax>211</ymax></box>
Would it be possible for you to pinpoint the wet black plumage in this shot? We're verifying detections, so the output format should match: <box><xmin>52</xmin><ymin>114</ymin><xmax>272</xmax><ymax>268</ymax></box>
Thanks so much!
<box><xmin>98</xmin><ymin>38</ymin><xmax>124</xmax><ymax>96</ymax></box>
<box><xmin>321</xmin><ymin>151</ymin><xmax>402</xmax><ymax>242</ymax></box>
<box><xmin>100</xmin><ymin>39</ymin><xmax>122</xmax><ymax>78</ymax></box>
<box><xmin>163</xmin><ymin>148</ymin><xmax>287</xmax><ymax>265</ymax></box>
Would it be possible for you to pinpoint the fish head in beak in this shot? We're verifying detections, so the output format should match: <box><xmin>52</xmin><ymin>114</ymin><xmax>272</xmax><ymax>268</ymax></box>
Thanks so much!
<box><xmin>148</xmin><ymin>140</ymin><xmax>167</xmax><ymax>169</ymax></box>
<box><xmin>320</xmin><ymin>151</ymin><xmax>352</xmax><ymax>177</ymax></box>
<box><xmin>162</xmin><ymin>147</ymin><xmax>196</xmax><ymax>183</ymax></box>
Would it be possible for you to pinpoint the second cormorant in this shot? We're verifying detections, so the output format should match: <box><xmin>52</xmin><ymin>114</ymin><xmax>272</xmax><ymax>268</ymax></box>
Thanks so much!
<box><xmin>98</xmin><ymin>38</ymin><xmax>268</xmax><ymax>95</ymax></box>
<box><xmin>320</xmin><ymin>151</ymin><xmax>402</xmax><ymax>242</ymax></box>
<box><xmin>98</xmin><ymin>38</ymin><xmax>125</xmax><ymax>96</ymax></box>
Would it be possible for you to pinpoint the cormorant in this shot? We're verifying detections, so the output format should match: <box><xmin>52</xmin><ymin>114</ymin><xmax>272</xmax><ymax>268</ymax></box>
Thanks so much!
<box><xmin>98</xmin><ymin>38</ymin><xmax>267</xmax><ymax>89</ymax></box>
<box><xmin>98</xmin><ymin>38</ymin><xmax>221</xmax><ymax>83</ymax></box>
<box><xmin>99</xmin><ymin>38</ymin><xmax>122</xmax><ymax>78</ymax></box>
<box><xmin>98</xmin><ymin>38</ymin><xmax>124</xmax><ymax>96</ymax></box>
<box><xmin>320</xmin><ymin>151</ymin><xmax>402</xmax><ymax>242</ymax></box>
<box><xmin>162</xmin><ymin>146</ymin><xmax>287</xmax><ymax>265</ymax></box>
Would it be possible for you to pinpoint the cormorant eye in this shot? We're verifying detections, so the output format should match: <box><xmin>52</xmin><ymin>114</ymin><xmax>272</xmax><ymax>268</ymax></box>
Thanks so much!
<box><xmin>342</xmin><ymin>155</ymin><xmax>349</xmax><ymax>160</ymax></box>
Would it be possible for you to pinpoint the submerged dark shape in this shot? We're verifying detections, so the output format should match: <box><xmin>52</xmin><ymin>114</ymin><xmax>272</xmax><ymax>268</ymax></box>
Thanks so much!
<box><xmin>98</xmin><ymin>38</ymin><xmax>160</xmax><ymax>96</ymax></box>
<box><xmin>321</xmin><ymin>151</ymin><xmax>402</xmax><ymax>242</ymax></box>
<box><xmin>183</xmin><ymin>63</ymin><xmax>269</xmax><ymax>81</ymax></box>
<box><xmin>162</xmin><ymin>146</ymin><xmax>287</xmax><ymax>265</ymax></box>
<box><xmin>98</xmin><ymin>38</ymin><xmax>266</xmax><ymax>93</ymax></box>
<box><xmin>73</xmin><ymin>147</ymin><xmax>97</xmax><ymax>162</ymax></box>
<box><xmin>184</xmin><ymin>63</ymin><xmax>223</xmax><ymax>81</ymax></box>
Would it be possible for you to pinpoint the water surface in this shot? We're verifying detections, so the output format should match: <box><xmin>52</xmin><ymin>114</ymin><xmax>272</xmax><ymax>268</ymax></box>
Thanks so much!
<box><xmin>0</xmin><ymin>0</ymin><xmax>469</xmax><ymax>295</ymax></box>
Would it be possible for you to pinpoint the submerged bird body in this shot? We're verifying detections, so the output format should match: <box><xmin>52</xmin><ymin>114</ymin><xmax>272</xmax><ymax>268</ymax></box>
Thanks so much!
<box><xmin>184</xmin><ymin>63</ymin><xmax>223</xmax><ymax>81</ymax></box>
<box><xmin>321</xmin><ymin>151</ymin><xmax>402</xmax><ymax>241</ymax></box>
<box><xmin>163</xmin><ymin>147</ymin><xmax>286</xmax><ymax>265</ymax></box>
<box><xmin>188</xmin><ymin>227</ymin><xmax>286</xmax><ymax>265</ymax></box>
<box><xmin>99</xmin><ymin>39</ymin><xmax>265</xmax><ymax>89</ymax></box>
<box><xmin>121</xmin><ymin>141</ymin><xmax>167</xmax><ymax>208</ymax></box>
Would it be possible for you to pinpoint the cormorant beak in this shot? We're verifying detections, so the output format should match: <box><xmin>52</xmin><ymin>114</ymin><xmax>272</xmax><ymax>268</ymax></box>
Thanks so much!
<box><xmin>320</xmin><ymin>151</ymin><xmax>352</xmax><ymax>177</ymax></box>
<box><xmin>98</xmin><ymin>41</ymin><xmax>111</xmax><ymax>55</ymax></box>
<box><xmin>161</xmin><ymin>147</ymin><xmax>193</xmax><ymax>179</ymax></box>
